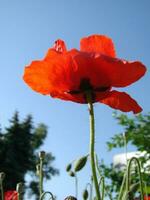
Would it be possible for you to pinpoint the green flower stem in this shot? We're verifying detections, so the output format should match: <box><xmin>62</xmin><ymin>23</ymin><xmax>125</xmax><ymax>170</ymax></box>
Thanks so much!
<box><xmin>117</xmin><ymin>132</ymin><xmax>128</xmax><ymax>200</ymax></box>
<box><xmin>99</xmin><ymin>177</ymin><xmax>105</xmax><ymax>200</ymax></box>
<box><xmin>86</xmin><ymin>92</ymin><xmax>101</xmax><ymax>200</ymax></box>
<box><xmin>0</xmin><ymin>173</ymin><xmax>5</xmax><ymax>200</ymax></box>
<box><xmin>86</xmin><ymin>182</ymin><xmax>92</xmax><ymax>200</ymax></box>
<box><xmin>17</xmin><ymin>192</ymin><xmax>22</xmax><ymax>200</ymax></box>
<box><xmin>39</xmin><ymin>158</ymin><xmax>44</xmax><ymax>198</ymax></box>
<box><xmin>90</xmin><ymin>177</ymin><xmax>93</xmax><ymax>200</ymax></box>
<box><xmin>75</xmin><ymin>173</ymin><xmax>78</xmax><ymax>199</ymax></box>
<box><xmin>117</xmin><ymin>171</ymin><xmax>126</xmax><ymax>200</ymax></box>
<box><xmin>0</xmin><ymin>180</ymin><xmax>4</xmax><ymax>200</ymax></box>
<box><xmin>127</xmin><ymin>157</ymin><xmax>144</xmax><ymax>200</ymax></box>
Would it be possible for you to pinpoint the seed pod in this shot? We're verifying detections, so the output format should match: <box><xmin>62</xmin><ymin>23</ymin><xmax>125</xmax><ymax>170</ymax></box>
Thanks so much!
<box><xmin>69</xmin><ymin>171</ymin><xmax>75</xmax><ymax>177</ymax></box>
<box><xmin>74</xmin><ymin>155</ymin><xmax>88</xmax><ymax>172</ymax></box>
<box><xmin>66</xmin><ymin>163</ymin><xmax>72</xmax><ymax>172</ymax></box>
<box><xmin>83</xmin><ymin>189</ymin><xmax>89</xmax><ymax>200</ymax></box>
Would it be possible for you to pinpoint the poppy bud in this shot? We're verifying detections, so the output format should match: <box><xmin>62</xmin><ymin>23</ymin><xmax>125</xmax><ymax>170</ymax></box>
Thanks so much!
<box><xmin>39</xmin><ymin>151</ymin><xmax>46</xmax><ymax>159</ymax></box>
<box><xmin>16</xmin><ymin>182</ymin><xmax>24</xmax><ymax>194</ymax></box>
<box><xmin>66</xmin><ymin>163</ymin><xmax>72</xmax><ymax>172</ymax></box>
<box><xmin>0</xmin><ymin>172</ymin><xmax>5</xmax><ymax>180</ymax></box>
<box><xmin>82</xmin><ymin>189</ymin><xmax>89</xmax><ymax>200</ymax></box>
<box><xmin>64</xmin><ymin>196</ymin><xmax>77</xmax><ymax>200</ymax></box>
<box><xmin>74</xmin><ymin>155</ymin><xmax>88</xmax><ymax>172</ymax></box>
<box><xmin>69</xmin><ymin>171</ymin><xmax>75</xmax><ymax>177</ymax></box>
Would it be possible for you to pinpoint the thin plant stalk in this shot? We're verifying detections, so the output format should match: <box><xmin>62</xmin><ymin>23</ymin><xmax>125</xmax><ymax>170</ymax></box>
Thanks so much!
<box><xmin>75</xmin><ymin>173</ymin><xmax>78</xmax><ymax>199</ymax></box>
<box><xmin>98</xmin><ymin>177</ymin><xmax>105</xmax><ymax>200</ymax></box>
<box><xmin>86</xmin><ymin>182</ymin><xmax>93</xmax><ymax>200</ymax></box>
<box><xmin>86</xmin><ymin>92</ymin><xmax>101</xmax><ymax>200</ymax></box>
<box><xmin>123</xmin><ymin>132</ymin><xmax>128</xmax><ymax>196</ymax></box>
<box><xmin>95</xmin><ymin>156</ymin><xmax>113</xmax><ymax>200</ymax></box>
<box><xmin>117</xmin><ymin>133</ymin><xmax>128</xmax><ymax>200</ymax></box>
<box><xmin>17</xmin><ymin>192</ymin><xmax>22</xmax><ymax>200</ymax></box>
<box><xmin>90</xmin><ymin>176</ymin><xmax>93</xmax><ymax>200</ymax></box>
<box><xmin>0</xmin><ymin>180</ymin><xmax>4</xmax><ymax>200</ymax></box>
<box><xmin>95</xmin><ymin>154</ymin><xmax>101</xmax><ymax>178</ymax></box>
<box><xmin>117</xmin><ymin>172</ymin><xmax>127</xmax><ymax>200</ymax></box>
<box><xmin>98</xmin><ymin>176</ymin><xmax>114</xmax><ymax>200</ymax></box>
<box><xmin>0</xmin><ymin>173</ymin><xmax>5</xmax><ymax>200</ymax></box>
<box><xmin>39</xmin><ymin>157</ymin><xmax>44</xmax><ymax>198</ymax></box>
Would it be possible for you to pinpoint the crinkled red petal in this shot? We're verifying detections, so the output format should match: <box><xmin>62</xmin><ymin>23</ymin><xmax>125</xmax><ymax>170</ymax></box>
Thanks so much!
<box><xmin>99</xmin><ymin>90</ymin><xmax>142</xmax><ymax>114</ymax></box>
<box><xmin>23</xmin><ymin>61</ymin><xmax>53</xmax><ymax>95</ymax></box>
<box><xmin>80</xmin><ymin>34</ymin><xmax>116</xmax><ymax>57</ymax></box>
<box><xmin>94</xmin><ymin>54</ymin><xmax>146</xmax><ymax>87</ymax></box>
<box><xmin>50</xmin><ymin>90</ymin><xmax>85</xmax><ymax>103</ymax></box>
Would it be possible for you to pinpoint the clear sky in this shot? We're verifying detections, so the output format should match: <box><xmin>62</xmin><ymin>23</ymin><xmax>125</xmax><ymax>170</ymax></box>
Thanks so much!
<box><xmin>0</xmin><ymin>0</ymin><xmax>150</xmax><ymax>199</ymax></box>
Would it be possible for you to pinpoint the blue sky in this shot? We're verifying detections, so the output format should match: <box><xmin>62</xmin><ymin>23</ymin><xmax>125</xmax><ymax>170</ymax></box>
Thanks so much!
<box><xmin>0</xmin><ymin>0</ymin><xmax>150</xmax><ymax>199</ymax></box>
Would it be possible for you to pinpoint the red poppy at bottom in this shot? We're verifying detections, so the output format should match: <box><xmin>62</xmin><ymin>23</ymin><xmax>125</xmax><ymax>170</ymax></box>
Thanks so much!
<box><xmin>23</xmin><ymin>34</ymin><xmax>146</xmax><ymax>114</ymax></box>
<box><xmin>4</xmin><ymin>190</ymin><xmax>18</xmax><ymax>200</ymax></box>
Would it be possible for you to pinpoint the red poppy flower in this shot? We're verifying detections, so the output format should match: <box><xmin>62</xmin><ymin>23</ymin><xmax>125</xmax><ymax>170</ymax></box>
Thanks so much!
<box><xmin>23</xmin><ymin>35</ymin><xmax>146</xmax><ymax>114</ymax></box>
<box><xmin>4</xmin><ymin>190</ymin><xmax>18</xmax><ymax>200</ymax></box>
<box><xmin>144</xmin><ymin>196</ymin><xmax>150</xmax><ymax>200</ymax></box>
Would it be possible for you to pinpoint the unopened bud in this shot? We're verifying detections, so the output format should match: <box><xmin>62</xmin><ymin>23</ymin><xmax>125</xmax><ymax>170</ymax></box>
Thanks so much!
<box><xmin>0</xmin><ymin>172</ymin><xmax>5</xmax><ymax>180</ymax></box>
<box><xmin>64</xmin><ymin>196</ymin><xmax>77</xmax><ymax>200</ymax></box>
<box><xmin>16</xmin><ymin>182</ymin><xmax>24</xmax><ymax>194</ymax></box>
<box><xmin>74</xmin><ymin>155</ymin><xmax>88</xmax><ymax>172</ymax></box>
<box><xmin>66</xmin><ymin>163</ymin><xmax>72</xmax><ymax>172</ymax></box>
<box><xmin>83</xmin><ymin>189</ymin><xmax>88</xmax><ymax>200</ymax></box>
<box><xmin>69</xmin><ymin>171</ymin><xmax>75</xmax><ymax>177</ymax></box>
<box><xmin>39</xmin><ymin>151</ymin><xmax>46</xmax><ymax>159</ymax></box>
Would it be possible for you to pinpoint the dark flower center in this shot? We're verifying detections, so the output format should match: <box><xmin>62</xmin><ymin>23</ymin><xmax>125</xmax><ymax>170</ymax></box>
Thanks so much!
<box><xmin>67</xmin><ymin>78</ymin><xmax>110</xmax><ymax>94</ymax></box>
<box><xmin>79</xmin><ymin>78</ymin><xmax>93</xmax><ymax>92</ymax></box>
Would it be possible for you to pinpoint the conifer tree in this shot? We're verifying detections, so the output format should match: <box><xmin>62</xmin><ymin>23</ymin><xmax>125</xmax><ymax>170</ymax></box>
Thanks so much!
<box><xmin>0</xmin><ymin>112</ymin><xmax>59</xmax><ymax>198</ymax></box>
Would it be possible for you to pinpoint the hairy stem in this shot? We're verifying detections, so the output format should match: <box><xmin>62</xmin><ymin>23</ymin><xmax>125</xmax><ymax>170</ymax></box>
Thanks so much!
<box><xmin>86</xmin><ymin>92</ymin><xmax>101</xmax><ymax>200</ymax></box>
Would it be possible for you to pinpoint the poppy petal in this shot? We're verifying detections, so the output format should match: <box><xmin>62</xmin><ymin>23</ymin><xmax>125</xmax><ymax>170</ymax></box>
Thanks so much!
<box><xmin>23</xmin><ymin>55</ymin><xmax>82</xmax><ymax>96</ymax></box>
<box><xmin>95</xmin><ymin>55</ymin><xmax>146</xmax><ymax>87</ymax></box>
<box><xmin>50</xmin><ymin>90</ymin><xmax>86</xmax><ymax>103</ymax></box>
<box><xmin>99</xmin><ymin>90</ymin><xmax>142</xmax><ymax>114</ymax></box>
<box><xmin>4</xmin><ymin>190</ymin><xmax>18</xmax><ymax>200</ymax></box>
<box><xmin>80</xmin><ymin>34</ymin><xmax>116</xmax><ymax>57</ymax></box>
<box><xmin>23</xmin><ymin>61</ymin><xmax>53</xmax><ymax>95</ymax></box>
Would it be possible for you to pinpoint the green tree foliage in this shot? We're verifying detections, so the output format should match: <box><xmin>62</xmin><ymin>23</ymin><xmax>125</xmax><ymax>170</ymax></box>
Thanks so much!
<box><xmin>99</xmin><ymin>112</ymin><xmax>150</xmax><ymax>199</ymax></box>
<box><xmin>0</xmin><ymin>112</ymin><xmax>59</xmax><ymax>198</ymax></box>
